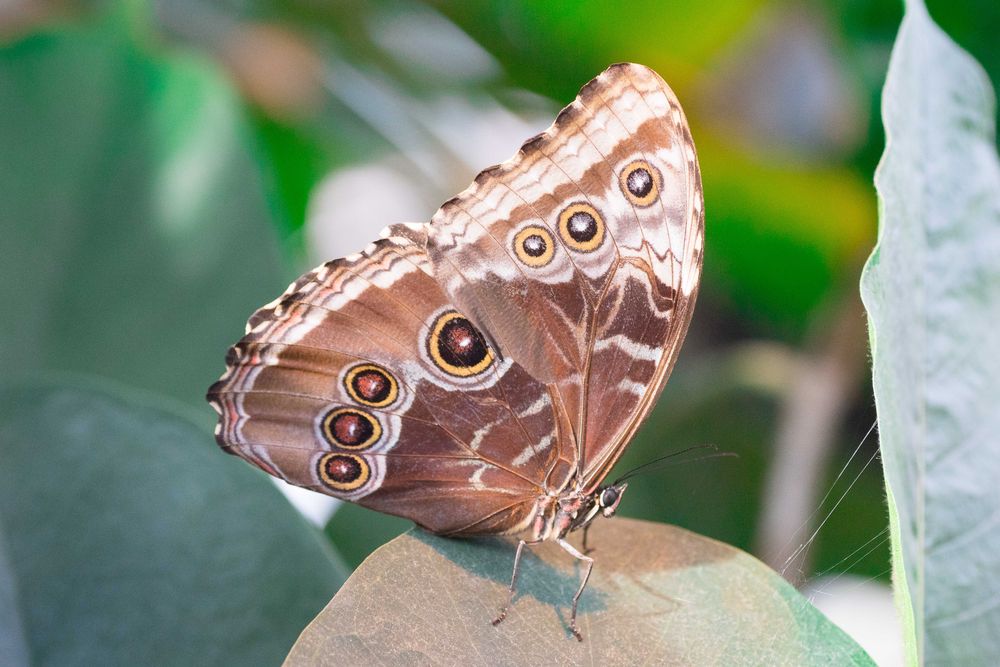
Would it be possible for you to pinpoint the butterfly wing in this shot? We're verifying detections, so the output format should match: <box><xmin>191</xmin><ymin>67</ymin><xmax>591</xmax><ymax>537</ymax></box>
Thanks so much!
<box><xmin>208</xmin><ymin>226</ymin><xmax>574</xmax><ymax>536</ymax></box>
<box><xmin>208</xmin><ymin>63</ymin><xmax>701</xmax><ymax>535</ymax></box>
<box><xmin>422</xmin><ymin>63</ymin><xmax>704</xmax><ymax>492</ymax></box>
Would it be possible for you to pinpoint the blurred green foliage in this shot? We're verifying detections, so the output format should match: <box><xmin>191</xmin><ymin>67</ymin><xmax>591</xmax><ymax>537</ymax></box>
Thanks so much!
<box><xmin>0</xmin><ymin>4</ymin><xmax>286</xmax><ymax>411</ymax></box>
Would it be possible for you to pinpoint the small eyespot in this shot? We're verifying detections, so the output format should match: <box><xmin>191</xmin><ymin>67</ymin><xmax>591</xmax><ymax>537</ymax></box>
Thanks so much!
<box><xmin>427</xmin><ymin>311</ymin><xmax>494</xmax><ymax>377</ymax></box>
<box><xmin>344</xmin><ymin>364</ymin><xmax>398</xmax><ymax>407</ymax></box>
<box><xmin>619</xmin><ymin>160</ymin><xmax>662</xmax><ymax>207</ymax></box>
<box><xmin>321</xmin><ymin>407</ymin><xmax>382</xmax><ymax>450</ymax></box>
<box><xmin>317</xmin><ymin>452</ymin><xmax>370</xmax><ymax>492</ymax></box>
<box><xmin>513</xmin><ymin>225</ymin><xmax>555</xmax><ymax>267</ymax></box>
<box><xmin>558</xmin><ymin>203</ymin><xmax>605</xmax><ymax>252</ymax></box>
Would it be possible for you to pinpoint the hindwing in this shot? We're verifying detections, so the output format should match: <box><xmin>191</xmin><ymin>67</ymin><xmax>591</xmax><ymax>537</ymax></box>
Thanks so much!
<box><xmin>208</xmin><ymin>227</ymin><xmax>573</xmax><ymax>536</ymax></box>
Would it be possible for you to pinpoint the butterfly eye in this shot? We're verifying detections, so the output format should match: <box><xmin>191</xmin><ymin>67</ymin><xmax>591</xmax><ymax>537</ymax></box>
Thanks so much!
<box><xmin>513</xmin><ymin>225</ymin><xmax>555</xmax><ymax>267</ymax></box>
<box><xmin>317</xmin><ymin>452</ymin><xmax>371</xmax><ymax>492</ymax></box>
<box><xmin>344</xmin><ymin>363</ymin><xmax>398</xmax><ymax>407</ymax></box>
<box><xmin>619</xmin><ymin>160</ymin><xmax>662</xmax><ymax>207</ymax></box>
<box><xmin>558</xmin><ymin>203</ymin><xmax>605</xmax><ymax>252</ymax></box>
<box><xmin>321</xmin><ymin>407</ymin><xmax>382</xmax><ymax>450</ymax></box>
<box><xmin>427</xmin><ymin>311</ymin><xmax>495</xmax><ymax>377</ymax></box>
<box><xmin>599</xmin><ymin>487</ymin><xmax>619</xmax><ymax>508</ymax></box>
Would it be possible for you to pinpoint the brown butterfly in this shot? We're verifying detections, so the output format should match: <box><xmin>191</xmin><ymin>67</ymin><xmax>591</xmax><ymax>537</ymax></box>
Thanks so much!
<box><xmin>207</xmin><ymin>63</ymin><xmax>703</xmax><ymax>641</ymax></box>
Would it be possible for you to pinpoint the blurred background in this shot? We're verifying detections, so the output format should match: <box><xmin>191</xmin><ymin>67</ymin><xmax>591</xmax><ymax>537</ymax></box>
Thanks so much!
<box><xmin>2</xmin><ymin>1</ymin><xmax>997</xmax><ymax>664</ymax></box>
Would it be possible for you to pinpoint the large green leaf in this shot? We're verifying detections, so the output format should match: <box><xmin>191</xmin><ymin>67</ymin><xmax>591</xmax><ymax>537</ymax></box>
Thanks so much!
<box><xmin>861</xmin><ymin>0</ymin><xmax>1000</xmax><ymax>663</ymax></box>
<box><xmin>289</xmin><ymin>518</ymin><xmax>873</xmax><ymax>665</ymax></box>
<box><xmin>0</xmin><ymin>380</ymin><xmax>347</xmax><ymax>666</ymax></box>
<box><xmin>0</xmin><ymin>8</ymin><xmax>285</xmax><ymax>410</ymax></box>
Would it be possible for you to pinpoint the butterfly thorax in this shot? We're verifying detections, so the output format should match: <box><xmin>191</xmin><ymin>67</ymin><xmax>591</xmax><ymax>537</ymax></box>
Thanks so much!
<box><xmin>526</xmin><ymin>481</ymin><xmax>628</xmax><ymax>541</ymax></box>
<box><xmin>527</xmin><ymin>493</ymin><xmax>583</xmax><ymax>541</ymax></box>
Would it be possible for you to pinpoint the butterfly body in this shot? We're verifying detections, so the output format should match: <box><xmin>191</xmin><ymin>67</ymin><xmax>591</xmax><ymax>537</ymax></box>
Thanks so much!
<box><xmin>208</xmin><ymin>63</ymin><xmax>702</xmax><ymax>640</ymax></box>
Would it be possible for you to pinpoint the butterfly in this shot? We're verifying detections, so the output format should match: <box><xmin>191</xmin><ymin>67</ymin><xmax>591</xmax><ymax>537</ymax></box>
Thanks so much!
<box><xmin>207</xmin><ymin>62</ymin><xmax>703</xmax><ymax>641</ymax></box>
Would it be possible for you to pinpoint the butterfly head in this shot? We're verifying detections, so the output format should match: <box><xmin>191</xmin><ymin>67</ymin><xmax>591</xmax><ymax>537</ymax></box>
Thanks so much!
<box><xmin>597</xmin><ymin>482</ymin><xmax>628</xmax><ymax>518</ymax></box>
<box><xmin>562</xmin><ymin>480</ymin><xmax>628</xmax><ymax>536</ymax></box>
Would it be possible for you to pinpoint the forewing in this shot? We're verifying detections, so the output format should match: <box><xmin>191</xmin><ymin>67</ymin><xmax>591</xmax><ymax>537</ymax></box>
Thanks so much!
<box><xmin>423</xmin><ymin>63</ymin><xmax>704</xmax><ymax>491</ymax></box>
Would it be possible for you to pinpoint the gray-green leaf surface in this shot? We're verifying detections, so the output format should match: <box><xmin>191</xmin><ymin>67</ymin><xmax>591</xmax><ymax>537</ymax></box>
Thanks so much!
<box><xmin>288</xmin><ymin>519</ymin><xmax>874</xmax><ymax>666</ymax></box>
<box><xmin>861</xmin><ymin>0</ymin><xmax>1000</xmax><ymax>663</ymax></box>
<box><xmin>0</xmin><ymin>381</ymin><xmax>347</xmax><ymax>666</ymax></box>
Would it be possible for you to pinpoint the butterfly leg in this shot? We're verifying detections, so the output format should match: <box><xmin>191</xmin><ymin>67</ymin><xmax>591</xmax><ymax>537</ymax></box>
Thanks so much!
<box><xmin>581</xmin><ymin>524</ymin><xmax>594</xmax><ymax>554</ymax></box>
<box><xmin>492</xmin><ymin>538</ymin><xmax>541</xmax><ymax>627</ymax></box>
<box><xmin>556</xmin><ymin>538</ymin><xmax>594</xmax><ymax>641</ymax></box>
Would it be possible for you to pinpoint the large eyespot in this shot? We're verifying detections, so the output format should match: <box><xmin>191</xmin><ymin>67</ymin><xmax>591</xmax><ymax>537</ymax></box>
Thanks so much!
<box><xmin>558</xmin><ymin>203</ymin><xmax>605</xmax><ymax>252</ymax></box>
<box><xmin>619</xmin><ymin>160</ymin><xmax>662</xmax><ymax>207</ymax></box>
<box><xmin>513</xmin><ymin>225</ymin><xmax>555</xmax><ymax>267</ymax></box>
<box><xmin>317</xmin><ymin>452</ymin><xmax>370</xmax><ymax>492</ymax></box>
<box><xmin>427</xmin><ymin>311</ymin><xmax>494</xmax><ymax>377</ymax></box>
<box><xmin>344</xmin><ymin>364</ymin><xmax>398</xmax><ymax>407</ymax></box>
<box><xmin>321</xmin><ymin>407</ymin><xmax>382</xmax><ymax>450</ymax></box>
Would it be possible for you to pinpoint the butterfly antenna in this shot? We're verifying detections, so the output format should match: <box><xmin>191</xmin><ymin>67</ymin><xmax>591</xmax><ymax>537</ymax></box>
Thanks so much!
<box><xmin>613</xmin><ymin>444</ymin><xmax>738</xmax><ymax>485</ymax></box>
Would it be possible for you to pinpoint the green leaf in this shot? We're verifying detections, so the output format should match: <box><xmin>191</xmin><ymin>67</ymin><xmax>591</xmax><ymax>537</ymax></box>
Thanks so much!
<box><xmin>861</xmin><ymin>0</ymin><xmax>1000</xmax><ymax>664</ymax></box>
<box><xmin>288</xmin><ymin>519</ymin><xmax>873</xmax><ymax>665</ymax></box>
<box><xmin>0</xmin><ymin>380</ymin><xmax>347</xmax><ymax>666</ymax></box>
<box><xmin>0</xmin><ymin>8</ymin><xmax>285</xmax><ymax>410</ymax></box>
